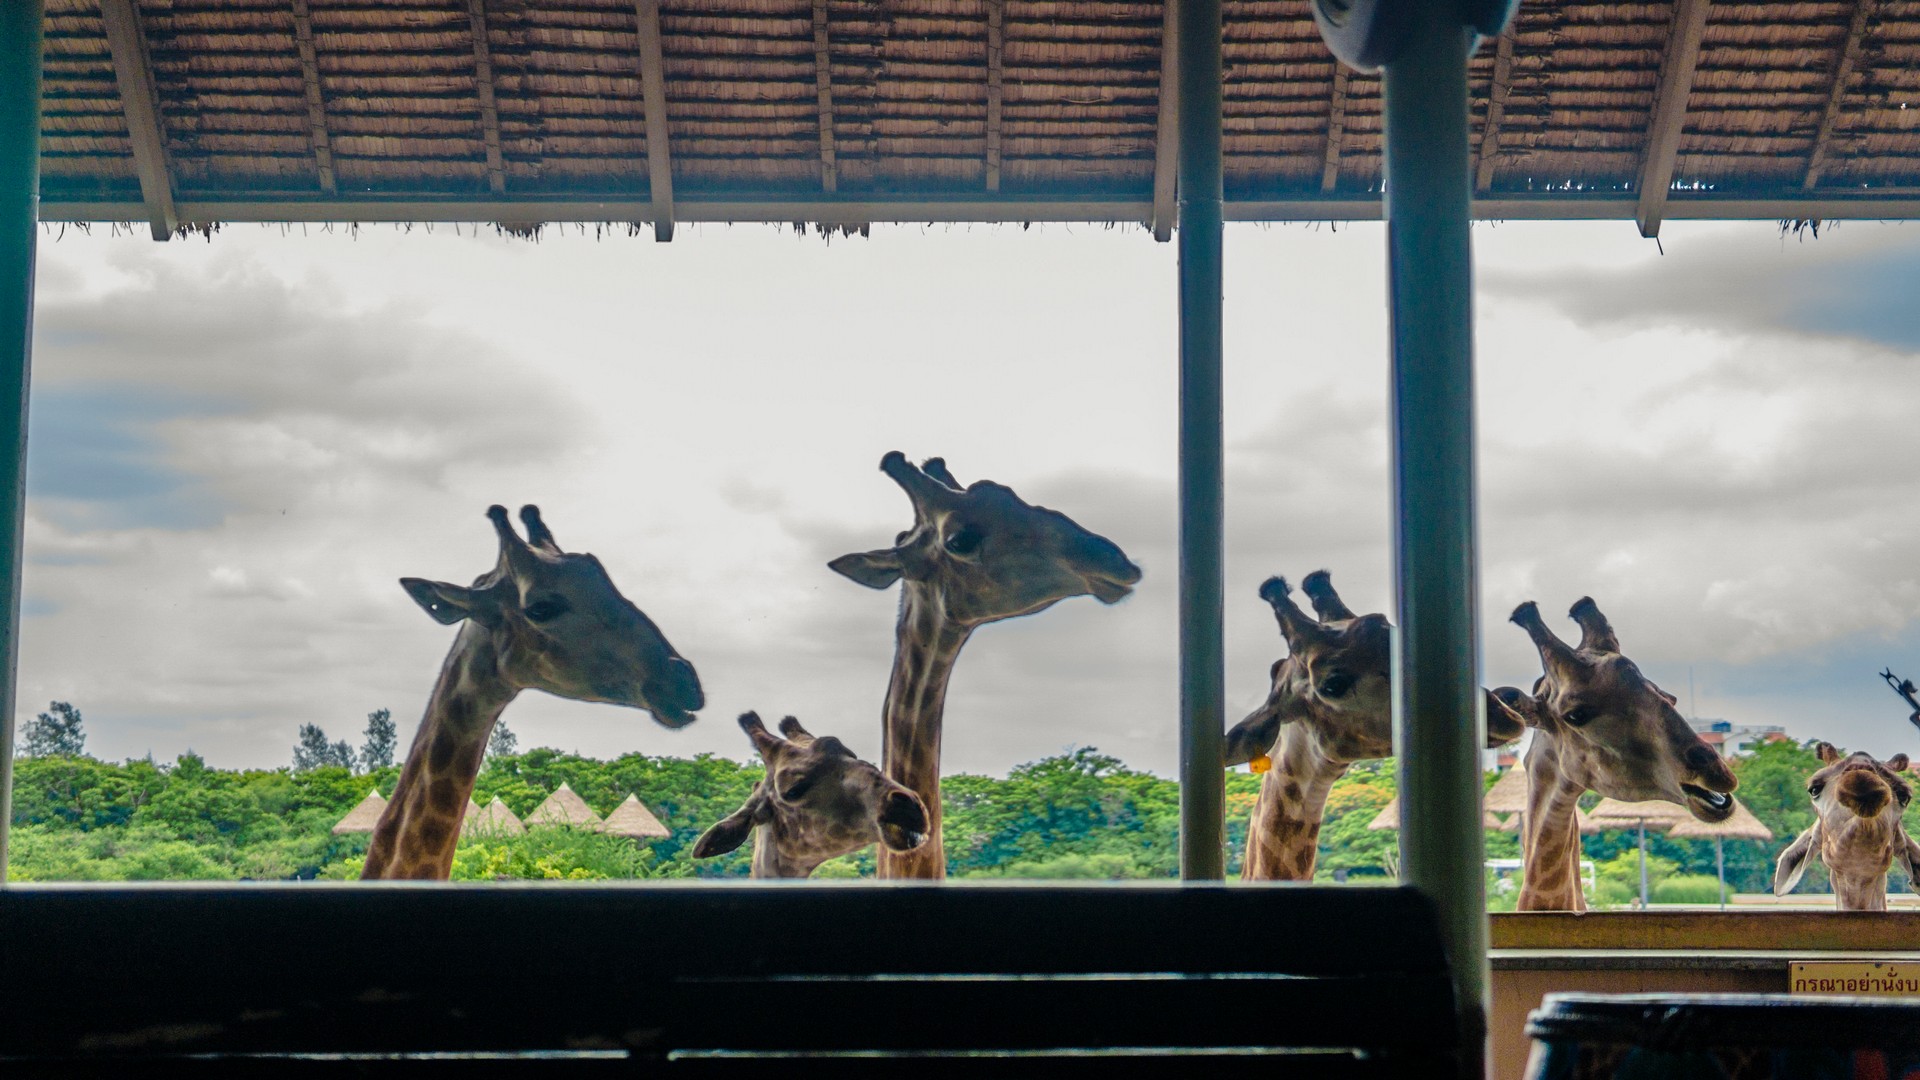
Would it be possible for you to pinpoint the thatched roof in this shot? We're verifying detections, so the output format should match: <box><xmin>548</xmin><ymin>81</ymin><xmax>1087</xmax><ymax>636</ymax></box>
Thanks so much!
<box><xmin>463</xmin><ymin>795</ymin><xmax>528</xmax><ymax>837</ymax></box>
<box><xmin>1367</xmin><ymin>796</ymin><xmax>1503</xmax><ymax>831</ymax></box>
<box><xmin>526</xmin><ymin>781</ymin><xmax>602</xmax><ymax>829</ymax></box>
<box><xmin>1484</xmin><ymin>767</ymin><xmax>1529</xmax><ymax>815</ymax></box>
<box><xmin>1587</xmin><ymin>797</ymin><xmax>1696</xmax><ymax>828</ymax></box>
<box><xmin>1497</xmin><ymin>805</ymin><xmax>1603</xmax><ymax>834</ymax></box>
<box><xmin>599</xmin><ymin>793</ymin><xmax>670</xmax><ymax>840</ymax></box>
<box><xmin>330</xmin><ymin>788</ymin><xmax>388</xmax><ymax>834</ymax></box>
<box><xmin>1667</xmin><ymin>798</ymin><xmax>1773</xmax><ymax>842</ymax></box>
<box><xmin>35</xmin><ymin>1</ymin><xmax>1920</xmax><ymax>235</ymax></box>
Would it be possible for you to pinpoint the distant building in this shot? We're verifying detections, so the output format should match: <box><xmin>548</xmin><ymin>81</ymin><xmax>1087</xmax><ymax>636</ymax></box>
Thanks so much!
<box><xmin>1687</xmin><ymin>718</ymin><xmax>1788</xmax><ymax>757</ymax></box>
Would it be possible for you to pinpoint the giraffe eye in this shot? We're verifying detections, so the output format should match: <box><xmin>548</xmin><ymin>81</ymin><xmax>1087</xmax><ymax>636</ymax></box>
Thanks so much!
<box><xmin>523</xmin><ymin>598</ymin><xmax>569</xmax><ymax>623</ymax></box>
<box><xmin>1563</xmin><ymin>706</ymin><xmax>1597</xmax><ymax>727</ymax></box>
<box><xmin>1808</xmin><ymin>781</ymin><xmax>1825</xmax><ymax>798</ymax></box>
<box><xmin>944</xmin><ymin>525</ymin><xmax>983</xmax><ymax>555</ymax></box>
<box><xmin>781</xmin><ymin>777</ymin><xmax>815</xmax><ymax>802</ymax></box>
<box><xmin>1319</xmin><ymin>674</ymin><xmax>1354</xmax><ymax>699</ymax></box>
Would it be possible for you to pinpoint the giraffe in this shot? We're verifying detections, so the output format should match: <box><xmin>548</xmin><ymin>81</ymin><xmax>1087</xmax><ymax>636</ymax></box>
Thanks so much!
<box><xmin>830</xmin><ymin>452</ymin><xmax>1142</xmax><ymax>878</ymax></box>
<box><xmin>1498</xmin><ymin>597</ymin><xmax>1738</xmax><ymax>911</ymax></box>
<box><xmin>362</xmin><ymin>504</ymin><xmax>703</xmax><ymax>880</ymax></box>
<box><xmin>692</xmin><ymin>712</ymin><xmax>930</xmax><ymax>878</ymax></box>
<box><xmin>1222</xmin><ymin>572</ymin><xmax>1526</xmax><ymax>880</ymax></box>
<box><xmin>1774</xmin><ymin>743</ymin><xmax>1920</xmax><ymax>911</ymax></box>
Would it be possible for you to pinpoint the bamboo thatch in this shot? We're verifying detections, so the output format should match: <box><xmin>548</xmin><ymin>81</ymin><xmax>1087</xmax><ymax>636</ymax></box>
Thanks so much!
<box><xmin>526</xmin><ymin>781</ymin><xmax>602</xmax><ymax>829</ymax></box>
<box><xmin>1666</xmin><ymin>798</ymin><xmax>1772</xmax><ymax>841</ymax></box>
<box><xmin>1587</xmin><ymin>797</ymin><xmax>1695</xmax><ymax>828</ymax></box>
<box><xmin>329</xmin><ymin>788</ymin><xmax>387</xmax><ymax>834</ymax></box>
<box><xmin>34</xmin><ymin>0</ymin><xmax>1920</xmax><ymax>230</ymax></box>
<box><xmin>1483</xmin><ymin>767</ymin><xmax>1529</xmax><ymax>815</ymax></box>
<box><xmin>463</xmin><ymin>795</ymin><xmax>528</xmax><ymax>837</ymax></box>
<box><xmin>1367</xmin><ymin>796</ymin><xmax>1504</xmax><ymax>831</ymax></box>
<box><xmin>599</xmin><ymin>793</ymin><xmax>670</xmax><ymax>840</ymax></box>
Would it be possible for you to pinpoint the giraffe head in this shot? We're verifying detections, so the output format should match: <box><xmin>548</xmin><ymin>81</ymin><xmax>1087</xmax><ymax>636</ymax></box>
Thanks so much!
<box><xmin>1503</xmin><ymin>597</ymin><xmax>1736</xmax><ymax>821</ymax></box>
<box><xmin>399</xmin><ymin>505</ymin><xmax>704</xmax><ymax>727</ymax></box>
<box><xmin>1223</xmin><ymin>572</ymin><xmax>1525</xmax><ymax>767</ymax></box>
<box><xmin>692</xmin><ymin>712</ymin><xmax>930</xmax><ymax>877</ymax></box>
<box><xmin>1773</xmin><ymin>744</ymin><xmax>1920</xmax><ymax>903</ymax></box>
<box><xmin>828</xmin><ymin>452</ymin><xmax>1142</xmax><ymax>626</ymax></box>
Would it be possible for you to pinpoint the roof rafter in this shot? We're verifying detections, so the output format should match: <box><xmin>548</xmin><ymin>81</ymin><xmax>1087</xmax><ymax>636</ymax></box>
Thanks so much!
<box><xmin>1150</xmin><ymin>0</ymin><xmax>1178</xmax><ymax>241</ymax></box>
<box><xmin>1474</xmin><ymin>30</ymin><xmax>1515</xmax><ymax>193</ymax></box>
<box><xmin>813</xmin><ymin>0</ymin><xmax>837</xmax><ymax>194</ymax></box>
<box><xmin>634</xmin><ymin>0</ymin><xmax>675</xmax><ymax>240</ymax></box>
<box><xmin>1635</xmin><ymin>0</ymin><xmax>1711</xmax><ymax>238</ymax></box>
<box><xmin>98</xmin><ymin>0</ymin><xmax>176</xmax><ymax>241</ymax></box>
<box><xmin>1805</xmin><ymin>0</ymin><xmax>1876</xmax><ymax>190</ymax></box>
<box><xmin>1321</xmin><ymin>64</ymin><xmax>1348</xmax><ymax>193</ymax></box>
<box><xmin>290</xmin><ymin>0</ymin><xmax>336</xmax><ymax>195</ymax></box>
<box><xmin>985</xmin><ymin>0</ymin><xmax>1005</xmax><ymax>192</ymax></box>
<box><xmin>467</xmin><ymin>0</ymin><xmax>506</xmax><ymax>195</ymax></box>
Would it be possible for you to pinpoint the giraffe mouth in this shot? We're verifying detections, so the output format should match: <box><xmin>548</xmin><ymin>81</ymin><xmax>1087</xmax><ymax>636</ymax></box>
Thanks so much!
<box><xmin>1682</xmin><ymin>784</ymin><xmax>1734</xmax><ymax>820</ymax></box>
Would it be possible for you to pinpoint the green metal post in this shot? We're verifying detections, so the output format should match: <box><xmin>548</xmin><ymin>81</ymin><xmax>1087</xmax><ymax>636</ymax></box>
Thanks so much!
<box><xmin>1175</xmin><ymin>0</ymin><xmax>1225</xmax><ymax>881</ymax></box>
<box><xmin>0</xmin><ymin>0</ymin><xmax>40</xmax><ymax>883</ymax></box>
<box><xmin>1382</xmin><ymin>3</ymin><xmax>1487</xmax><ymax>1069</ymax></box>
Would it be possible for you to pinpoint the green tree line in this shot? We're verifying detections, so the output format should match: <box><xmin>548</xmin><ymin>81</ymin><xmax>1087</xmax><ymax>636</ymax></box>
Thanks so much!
<box><xmin>9</xmin><ymin>737</ymin><xmax>1914</xmax><ymax>893</ymax></box>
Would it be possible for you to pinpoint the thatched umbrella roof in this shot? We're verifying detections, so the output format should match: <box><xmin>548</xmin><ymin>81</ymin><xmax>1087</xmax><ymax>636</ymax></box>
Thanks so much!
<box><xmin>1667</xmin><ymin>799</ymin><xmax>1773</xmax><ymax>842</ymax></box>
<box><xmin>526</xmin><ymin>782</ymin><xmax>602</xmax><ymax>829</ymax></box>
<box><xmin>1498</xmin><ymin>806</ymin><xmax>1604</xmax><ymax>835</ymax></box>
<box><xmin>1587</xmin><ymin>798</ymin><xmax>1696</xmax><ymax>830</ymax></box>
<box><xmin>600</xmin><ymin>794</ymin><xmax>670</xmax><ymax>841</ymax></box>
<box><xmin>1367</xmin><ymin>796</ymin><xmax>1503</xmax><ymax>832</ymax></box>
<box><xmin>330</xmin><ymin>788</ymin><xmax>387</xmax><ymax>835</ymax></box>
<box><xmin>463</xmin><ymin>796</ymin><xmax>527</xmax><ymax>838</ymax></box>
<box><xmin>32</xmin><ymin>2</ymin><xmax>1920</xmax><ymax>233</ymax></box>
<box><xmin>1483</xmin><ymin>768</ymin><xmax>1529</xmax><ymax>815</ymax></box>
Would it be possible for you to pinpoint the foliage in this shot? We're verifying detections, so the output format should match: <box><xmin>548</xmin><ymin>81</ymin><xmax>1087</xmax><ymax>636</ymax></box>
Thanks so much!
<box><xmin>359</xmin><ymin>709</ymin><xmax>397</xmax><ymax>772</ymax></box>
<box><xmin>487</xmin><ymin>721</ymin><xmax>517</xmax><ymax>759</ymax></box>
<box><xmin>292</xmin><ymin>724</ymin><xmax>356</xmax><ymax>773</ymax></box>
<box><xmin>18</xmin><ymin>701</ymin><xmax>85</xmax><ymax>758</ymax></box>
<box><xmin>1652</xmin><ymin>874</ymin><xmax>1726</xmax><ymax>905</ymax></box>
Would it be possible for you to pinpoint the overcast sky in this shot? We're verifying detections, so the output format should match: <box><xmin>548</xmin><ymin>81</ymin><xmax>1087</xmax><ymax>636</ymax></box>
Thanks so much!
<box><xmin>16</xmin><ymin>217</ymin><xmax>1920</xmax><ymax>776</ymax></box>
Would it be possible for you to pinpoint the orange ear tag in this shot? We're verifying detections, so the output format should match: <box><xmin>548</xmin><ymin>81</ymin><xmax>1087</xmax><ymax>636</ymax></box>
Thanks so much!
<box><xmin>1249</xmin><ymin>754</ymin><xmax>1272</xmax><ymax>774</ymax></box>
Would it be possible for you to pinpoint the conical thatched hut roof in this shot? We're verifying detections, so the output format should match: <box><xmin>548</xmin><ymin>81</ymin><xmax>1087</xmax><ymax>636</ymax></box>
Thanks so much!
<box><xmin>1499</xmin><ymin>806</ymin><xmax>1604</xmax><ymax>835</ymax></box>
<box><xmin>330</xmin><ymin>788</ymin><xmax>387</xmax><ymax>835</ymax></box>
<box><xmin>526</xmin><ymin>782</ymin><xmax>601</xmax><ymax>829</ymax></box>
<box><xmin>1588</xmin><ymin>798</ymin><xmax>1695</xmax><ymax>829</ymax></box>
<box><xmin>600</xmin><ymin>794</ymin><xmax>670</xmax><ymax>841</ymax></box>
<box><xmin>463</xmin><ymin>796</ymin><xmax>527</xmax><ymax>838</ymax></box>
<box><xmin>1667</xmin><ymin>799</ymin><xmax>1773</xmax><ymax>842</ymax></box>
<box><xmin>1367</xmin><ymin>797</ymin><xmax>1503</xmax><ymax>832</ymax></box>
<box><xmin>1484</xmin><ymin>767</ymin><xmax>1530</xmax><ymax>815</ymax></box>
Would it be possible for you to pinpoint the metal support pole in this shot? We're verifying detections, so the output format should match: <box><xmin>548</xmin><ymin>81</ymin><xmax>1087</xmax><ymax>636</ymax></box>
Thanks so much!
<box><xmin>1174</xmin><ymin>0</ymin><xmax>1225</xmax><ymax>881</ymax></box>
<box><xmin>0</xmin><ymin>0</ymin><xmax>42</xmax><ymax>882</ymax></box>
<box><xmin>1637</xmin><ymin>821</ymin><xmax>1650</xmax><ymax>908</ymax></box>
<box><xmin>1382</xmin><ymin>4</ymin><xmax>1486</xmax><ymax>1069</ymax></box>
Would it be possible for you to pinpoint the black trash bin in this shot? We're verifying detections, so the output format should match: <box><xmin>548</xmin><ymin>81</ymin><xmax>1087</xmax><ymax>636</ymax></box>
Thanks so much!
<box><xmin>1524</xmin><ymin>992</ymin><xmax>1920</xmax><ymax>1080</ymax></box>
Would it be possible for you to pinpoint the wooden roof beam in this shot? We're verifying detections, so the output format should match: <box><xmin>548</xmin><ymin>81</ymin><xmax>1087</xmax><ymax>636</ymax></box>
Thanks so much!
<box><xmin>1805</xmin><ymin>0</ymin><xmax>1876</xmax><ymax>190</ymax></box>
<box><xmin>1474</xmin><ymin>30</ymin><xmax>1515</xmax><ymax>192</ymax></box>
<box><xmin>1150</xmin><ymin>0</ymin><xmax>1178</xmax><ymax>241</ymax></box>
<box><xmin>813</xmin><ymin>0</ymin><xmax>837</xmax><ymax>194</ymax></box>
<box><xmin>290</xmin><ymin>0</ymin><xmax>336</xmax><ymax>196</ymax></box>
<box><xmin>98</xmin><ymin>0</ymin><xmax>176</xmax><ymax>241</ymax></box>
<box><xmin>635</xmin><ymin>0</ymin><xmax>675</xmax><ymax>240</ymax></box>
<box><xmin>1321</xmin><ymin>64</ymin><xmax>1348</xmax><ymax>193</ymax></box>
<box><xmin>985</xmin><ymin>0</ymin><xmax>1004</xmax><ymax>193</ymax></box>
<box><xmin>467</xmin><ymin>0</ymin><xmax>506</xmax><ymax>195</ymax></box>
<box><xmin>1635</xmin><ymin>0</ymin><xmax>1711</xmax><ymax>239</ymax></box>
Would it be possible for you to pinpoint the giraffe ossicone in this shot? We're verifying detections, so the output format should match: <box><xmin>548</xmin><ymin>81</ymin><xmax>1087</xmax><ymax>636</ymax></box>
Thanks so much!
<box><xmin>830</xmin><ymin>452</ymin><xmax>1142</xmax><ymax>878</ymax></box>
<box><xmin>361</xmin><ymin>504</ymin><xmax>703</xmax><ymax>880</ymax></box>
<box><xmin>1223</xmin><ymin>570</ymin><xmax>1524</xmax><ymax>881</ymax></box>
<box><xmin>1500</xmin><ymin>596</ymin><xmax>1737</xmax><ymax>911</ymax></box>
<box><xmin>1774</xmin><ymin>743</ymin><xmax>1920</xmax><ymax>911</ymax></box>
<box><xmin>693</xmin><ymin>711</ymin><xmax>929</xmax><ymax>878</ymax></box>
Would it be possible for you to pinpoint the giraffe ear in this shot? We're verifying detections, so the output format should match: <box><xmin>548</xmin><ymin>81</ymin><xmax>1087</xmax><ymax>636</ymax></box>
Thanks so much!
<box><xmin>829</xmin><ymin>549</ymin><xmax>904</xmax><ymax>590</ymax></box>
<box><xmin>1897</xmin><ymin>829</ymin><xmax>1920</xmax><ymax>891</ymax></box>
<box><xmin>1773</xmin><ymin>824</ymin><xmax>1819</xmax><ymax>897</ymax></box>
<box><xmin>1484</xmin><ymin>688</ymin><xmax>1528</xmax><ymax>746</ymax></box>
<box><xmin>692</xmin><ymin>790</ymin><xmax>767</xmax><ymax>859</ymax></box>
<box><xmin>401</xmin><ymin>578</ymin><xmax>493</xmax><ymax>626</ymax></box>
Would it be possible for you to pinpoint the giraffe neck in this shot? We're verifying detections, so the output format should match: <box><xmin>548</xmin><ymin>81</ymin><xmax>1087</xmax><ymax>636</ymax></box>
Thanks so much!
<box><xmin>1242</xmin><ymin>724</ymin><xmax>1348</xmax><ymax>881</ymax></box>
<box><xmin>1830</xmin><ymin>868</ymin><xmax>1889</xmax><ymax>911</ymax></box>
<box><xmin>1825</xmin><ymin>820</ymin><xmax>1897</xmax><ymax>911</ymax></box>
<box><xmin>877</xmin><ymin>586</ymin><xmax>972</xmax><ymax>879</ymax></box>
<box><xmin>362</xmin><ymin>625</ymin><xmax>517</xmax><ymax>880</ymax></box>
<box><xmin>750</xmin><ymin>824</ymin><xmax>819</xmax><ymax>879</ymax></box>
<box><xmin>1518</xmin><ymin>734</ymin><xmax>1588</xmax><ymax>911</ymax></box>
